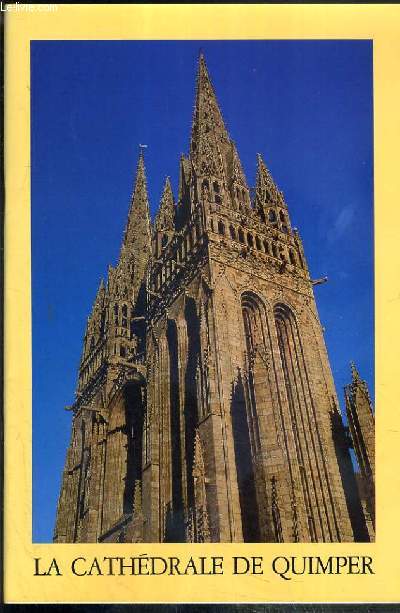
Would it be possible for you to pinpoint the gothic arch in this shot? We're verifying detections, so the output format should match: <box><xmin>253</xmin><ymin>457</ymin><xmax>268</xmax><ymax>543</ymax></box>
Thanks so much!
<box><xmin>103</xmin><ymin>383</ymin><xmax>144</xmax><ymax>534</ymax></box>
<box><xmin>272</xmin><ymin>296</ymin><xmax>299</xmax><ymax>319</ymax></box>
<box><xmin>230</xmin><ymin>290</ymin><xmax>274</xmax><ymax>542</ymax></box>
<box><xmin>273</xmin><ymin>302</ymin><xmax>340</xmax><ymax>541</ymax></box>
<box><xmin>184</xmin><ymin>298</ymin><xmax>202</xmax><ymax>539</ymax></box>
<box><xmin>165</xmin><ymin>318</ymin><xmax>185</xmax><ymax>541</ymax></box>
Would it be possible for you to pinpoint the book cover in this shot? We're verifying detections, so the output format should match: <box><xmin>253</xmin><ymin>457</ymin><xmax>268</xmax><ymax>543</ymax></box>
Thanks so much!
<box><xmin>3</xmin><ymin>3</ymin><xmax>399</xmax><ymax>605</ymax></box>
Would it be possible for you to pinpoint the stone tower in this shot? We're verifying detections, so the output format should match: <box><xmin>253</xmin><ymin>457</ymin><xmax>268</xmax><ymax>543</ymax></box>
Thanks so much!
<box><xmin>345</xmin><ymin>363</ymin><xmax>375</xmax><ymax>538</ymax></box>
<box><xmin>54</xmin><ymin>154</ymin><xmax>151</xmax><ymax>543</ymax></box>
<box><xmin>54</xmin><ymin>54</ymin><xmax>372</xmax><ymax>544</ymax></box>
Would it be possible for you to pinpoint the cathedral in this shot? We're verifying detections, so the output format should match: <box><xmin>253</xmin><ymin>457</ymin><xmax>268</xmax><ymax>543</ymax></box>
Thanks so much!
<box><xmin>54</xmin><ymin>55</ymin><xmax>375</xmax><ymax>544</ymax></box>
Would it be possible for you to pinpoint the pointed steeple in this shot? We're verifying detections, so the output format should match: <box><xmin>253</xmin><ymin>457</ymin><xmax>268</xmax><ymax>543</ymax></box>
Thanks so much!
<box><xmin>351</xmin><ymin>361</ymin><xmax>361</xmax><ymax>383</ymax></box>
<box><xmin>190</xmin><ymin>54</ymin><xmax>230</xmax><ymax>179</ymax></box>
<box><xmin>178</xmin><ymin>154</ymin><xmax>191</xmax><ymax>203</ymax></box>
<box><xmin>89</xmin><ymin>277</ymin><xmax>106</xmax><ymax>325</ymax></box>
<box><xmin>119</xmin><ymin>152</ymin><xmax>152</xmax><ymax>291</ymax></box>
<box><xmin>345</xmin><ymin>363</ymin><xmax>375</xmax><ymax>529</ymax></box>
<box><xmin>228</xmin><ymin>141</ymin><xmax>251</xmax><ymax>210</ymax></box>
<box><xmin>230</xmin><ymin>142</ymin><xmax>248</xmax><ymax>187</ymax></box>
<box><xmin>255</xmin><ymin>153</ymin><xmax>282</xmax><ymax>207</ymax></box>
<box><xmin>81</xmin><ymin>277</ymin><xmax>107</xmax><ymax>365</ymax></box>
<box><xmin>255</xmin><ymin>154</ymin><xmax>290</xmax><ymax>232</ymax></box>
<box><xmin>349</xmin><ymin>362</ymin><xmax>373</xmax><ymax>406</ymax></box>
<box><xmin>122</xmin><ymin>153</ymin><xmax>151</xmax><ymax>249</ymax></box>
<box><xmin>155</xmin><ymin>177</ymin><xmax>175</xmax><ymax>232</ymax></box>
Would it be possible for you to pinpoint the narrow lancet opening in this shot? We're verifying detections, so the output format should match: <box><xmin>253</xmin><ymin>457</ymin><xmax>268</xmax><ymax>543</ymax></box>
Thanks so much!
<box><xmin>166</xmin><ymin>319</ymin><xmax>185</xmax><ymax>542</ymax></box>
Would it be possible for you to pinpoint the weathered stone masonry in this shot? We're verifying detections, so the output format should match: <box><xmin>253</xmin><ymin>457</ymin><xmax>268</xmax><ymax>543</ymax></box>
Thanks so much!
<box><xmin>54</xmin><ymin>55</ymin><xmax>374</xmax><ymax>543</ymax></box>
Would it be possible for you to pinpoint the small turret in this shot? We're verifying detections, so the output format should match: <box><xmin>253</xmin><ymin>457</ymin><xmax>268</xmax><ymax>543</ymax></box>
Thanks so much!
<box><xmin>345</xmin><ymin>363</ymin><xmax>375</xmax><ymax>531</ymax></box>
<box><xmin>154</xmin><ymin>178</ymin><xmax>175</xmax><ymax>257</ymax></box>
<box><xmin>255</xmin><ymin>153</ymin><xmax>291</xmax><ymax>233</ymax></box>
<box><xmin>81</xmin><ymin>278</ymin><xmax>107</xmax><ymax>363</ymax></box>
<box><xmin>228</xmin><ymin>142</ymin><xmax>251</xmax><ymax>211</ymax></box>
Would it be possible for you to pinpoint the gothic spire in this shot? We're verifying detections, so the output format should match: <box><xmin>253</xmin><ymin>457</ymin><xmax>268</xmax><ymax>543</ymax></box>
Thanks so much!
<box><xmin>178</xmin><ymin>153</ymin><xmax>191</xmax><ymax>204</ymax></box>
<box><xmin>228</xmin><ymin>141</ymin><xmax>251</xmax><ymax>209</ymax></box>
<box><xmin>344</xmin><ymin>363</ymin><xmax>375</xmax><ymax>529</ymax></box>
<box><xmin>255</xmin><ymin>153</ymin><xmax>283</xmax><ymax>207</ymax></box>
<box><xmin>155</xmin><ymin>177</ymin><xmax>175</xmax><ymax>232</ymax></box>
<box><xmin>190</xmin><ymin>54</ymin><xmax>230</xmax><ymax>178</ymax></box>
<box><xmin>255</xmin><ymin>153</ymin><xmax>291</xmax><ymax>231</ymax></box>
<box><xmin>89</xmin><ymin>277</ymin><xmax>106</xmax><ymax>322</ymax></box>
<box><xmin>81</xmin><ymin>277</ymin><xmax>106</xmax><ymax>364</ymax></box>
<box><xmin>230</xmin><ymin>142</ymin><xmax>248</xmax><ymax>187</ymax></box>
<box><xmin>123</xmin><ymin>153</ymin><xmax>151</xmax><ymax>248</ymax></box>
<box><xmin>119</xmin><ymin>152</ymin><xmax>152</xmax><ymax>290</ymax></box>
<box><xmin>351</xmin><ymin>361</ymin><xmax>361</xmax><ymax>383</ymax></box>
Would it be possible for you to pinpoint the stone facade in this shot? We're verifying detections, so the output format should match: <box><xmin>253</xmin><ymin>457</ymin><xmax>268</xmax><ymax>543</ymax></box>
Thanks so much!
<box><xmin>54</xmin><ymin>55</ymin><xmax>374</xmax><ymax>543</ymax></box>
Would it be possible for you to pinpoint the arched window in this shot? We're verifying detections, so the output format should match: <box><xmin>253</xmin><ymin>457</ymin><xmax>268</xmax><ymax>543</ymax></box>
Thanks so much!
<box><xmin>272</xmin><ymin>243</ymin><xmax>279</xmax><ymax>258</ymax></box>
<box><xmin>213</xmin><ymin>181</ymin><xmax>220</xmax><ymax>193</ymax></box>
<box><xmin>234</xmin><ymin>291</ymin><xmax>275</xmax><ymax>542</ymax></box>
<box><xmin>274</xmin><ymin>304</ymin><xmax>326</xmax><ymax>542</ymax></box>
<box><xmin>218</xmin><ymin>220</ymin><xmax>225</xmax><ymax>235</ymax></box>
<box><xmin>230</xmin><ymin>225</ymin><xmax>237</xmax><ymax>240</ymax></box>
<box><xmin>215</xmin><ymin>194</ymin><xmax>222</xmax><ymax>205</ymax></box>
<box><xmin>263</xmin><ymin>240</ymin><xmax>270</xmax><ymax>254</ymax></box>
<box><xmin>255</xmin><ymin>236</ymin><xmax>262</xmax><ymax>251</ymax></box>
<box><xmin>162</xmin><ymin>234</ymin><xmax>169</xmax><ymax>248</ymax></box>
<box><xmin>114</xmin><ymin>304</ymin><xmax>119</xmax><ymax>325</ymax></box>
<box><xmin>247</xmin><ymin>233</ymin><xmax>254</xmax><ymax>248</ymax></box>
<box><xmin>166</xmin><ymin>320</ymin><xmax>185</xmax><ymax>542</ymax></box>
<box><xmin>238</xmin><ymin>228</ymin><xmax>245</xmax><ymax>243</ymax></box>
<box><xmin>269</xmin><ymin>209</ymin><xmax>277</xmax><ymax>222</ymax></box>
<box><xmin>289</xmin><ymin>249</ymin><xmax>297</xmax><ymax>266</ymax></box>
<box><xmin>280</xmin><ymin>210</ymin><xmax>286</xmax><ymax>222</ymax></box>
<box><xmin>184</xmin><ymin>299</ymin><xmax>203</xmax><ymax>541</ymax></box>
<box><xmin>102</xmin><ymin>369</ymin><xmax>145</xmax><ymax>532</ymax></box>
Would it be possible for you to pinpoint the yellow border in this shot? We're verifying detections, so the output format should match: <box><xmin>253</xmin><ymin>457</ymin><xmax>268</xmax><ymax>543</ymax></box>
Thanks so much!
<box><xmin>4</xmin><ymin>3</ymin><xmax>400</xmax><ymax>604</ymax></box>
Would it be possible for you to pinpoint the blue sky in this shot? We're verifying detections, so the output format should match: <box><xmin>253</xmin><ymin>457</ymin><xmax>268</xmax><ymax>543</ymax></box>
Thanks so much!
<box><xmin>31</xmin><ymin>40</ymin><xmax>373</xmax><ymax>542</ymax></box>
